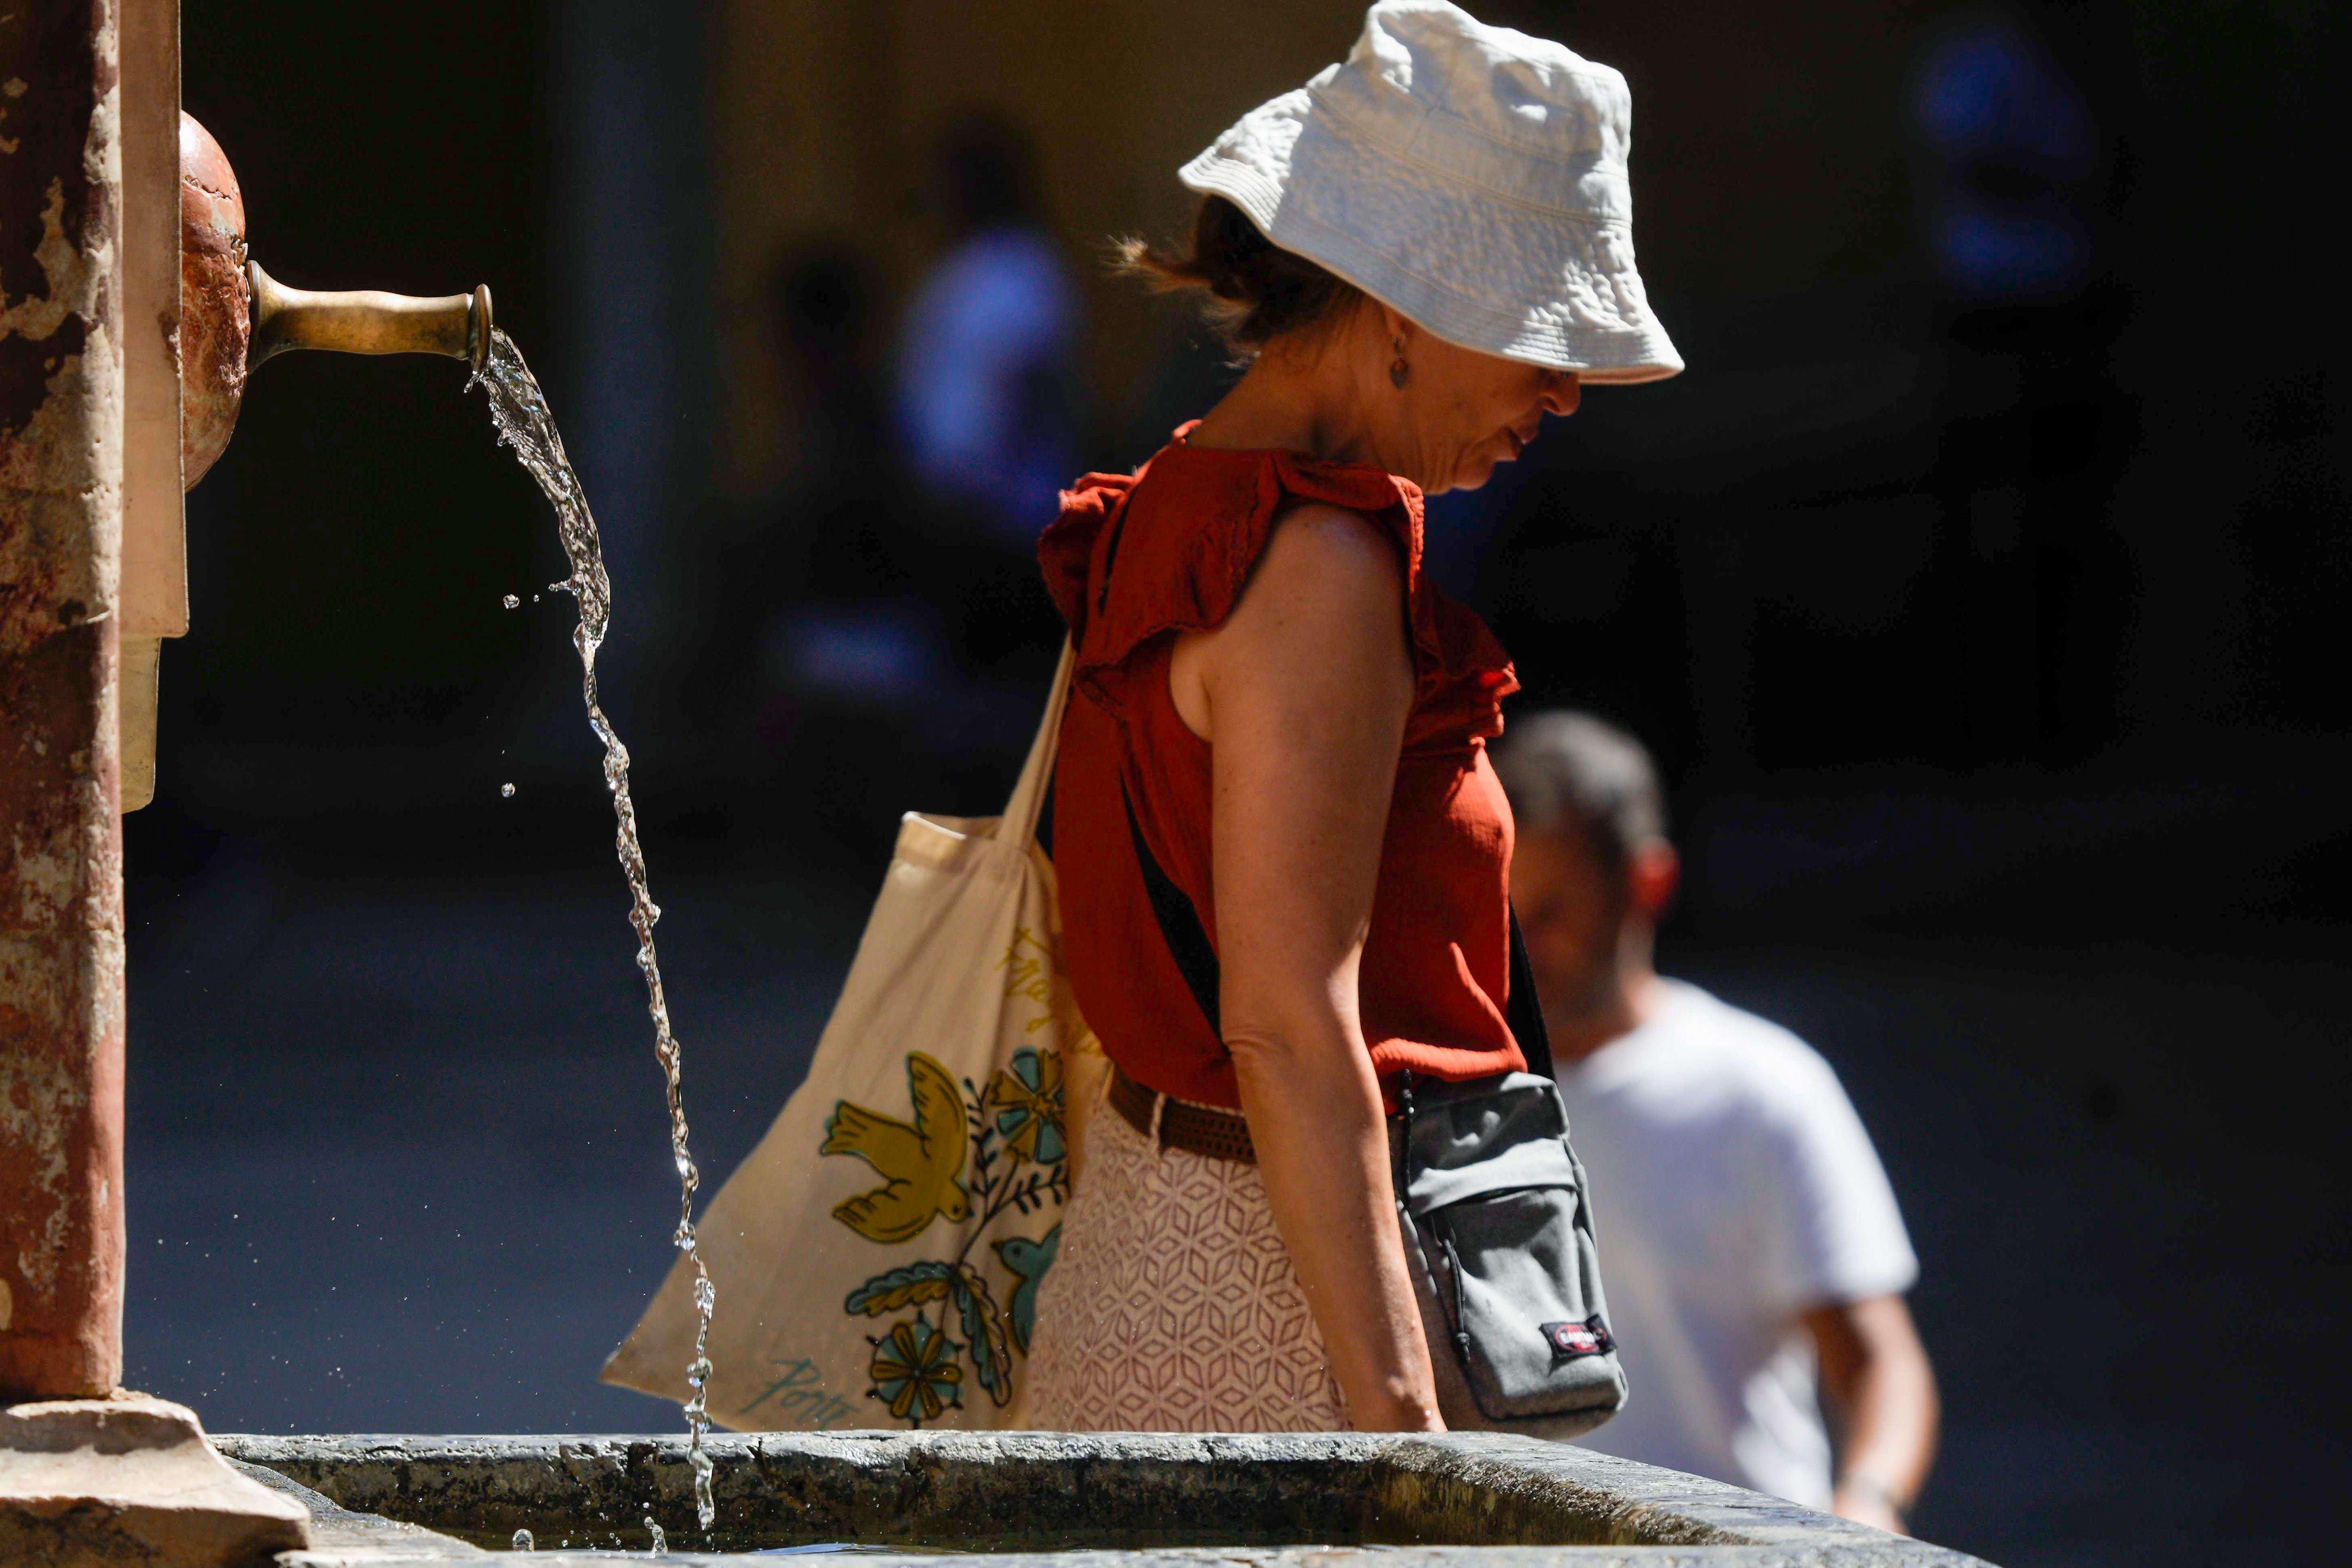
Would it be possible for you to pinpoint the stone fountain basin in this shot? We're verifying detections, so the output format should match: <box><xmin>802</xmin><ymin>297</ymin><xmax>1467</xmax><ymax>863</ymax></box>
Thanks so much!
<box><xmin>215</xmin><ymin>1431</ymin><xmax>1991</xmax><ymax>1566</ymax></box>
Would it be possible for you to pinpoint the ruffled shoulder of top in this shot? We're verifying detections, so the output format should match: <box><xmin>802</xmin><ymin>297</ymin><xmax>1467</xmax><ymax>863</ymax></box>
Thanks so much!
<box><xmin>1037</xmin><ymin>428</ymin><xmax>1517</xmax><ymax>738</ymax></box>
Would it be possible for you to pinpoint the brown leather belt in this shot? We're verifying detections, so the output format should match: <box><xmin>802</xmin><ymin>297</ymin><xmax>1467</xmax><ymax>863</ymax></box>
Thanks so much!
<box><xmin>1107</xmin><ymin>1063</ymin><xmax>1258</xmax><ymax>1164</ymax></box>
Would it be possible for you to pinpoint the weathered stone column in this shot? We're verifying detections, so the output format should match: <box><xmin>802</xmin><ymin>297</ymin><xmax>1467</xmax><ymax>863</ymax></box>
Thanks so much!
<box><xmin>0</xmin><ymin>0</ymin><xmax>127</xmax><ymax>1400</ymax></box>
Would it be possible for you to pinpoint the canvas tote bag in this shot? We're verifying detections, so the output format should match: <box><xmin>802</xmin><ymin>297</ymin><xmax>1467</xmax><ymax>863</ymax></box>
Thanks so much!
<box><xmin>603</xmin><ymin>643</ymin><xmax>1100</xmax><ymax>1431</ymax></box>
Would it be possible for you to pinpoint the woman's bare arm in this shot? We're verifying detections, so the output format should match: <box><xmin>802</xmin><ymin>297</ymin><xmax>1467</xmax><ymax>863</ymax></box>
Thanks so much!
<box><xmin>1168</xmin><ymin>501</ymin><xmax>1439</xmax><ymax>1432</ymax></box>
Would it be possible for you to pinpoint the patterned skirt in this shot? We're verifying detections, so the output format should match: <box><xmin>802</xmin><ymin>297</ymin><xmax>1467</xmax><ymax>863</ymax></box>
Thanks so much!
<box><xmin>1026</xmin><ymin>1091</ymin><xmax>1349</xmax><ymax>1432</ymax></box>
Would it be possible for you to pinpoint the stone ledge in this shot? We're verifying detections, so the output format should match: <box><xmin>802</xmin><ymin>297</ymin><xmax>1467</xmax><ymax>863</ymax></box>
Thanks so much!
<box><xmin>218</xmin><ymin>1432</ymin><xmax>1993</xmax><ymax>1567</ymax></box>
<box><xmin>229</xmin><ymin>1457</ymin><xmax>483</xmax><ymax>1560</ymax></box>
<box><xmin>285</xmin><ymin>1553</ymin><xmax>1985</xmax><ymax>1568</ymax></box>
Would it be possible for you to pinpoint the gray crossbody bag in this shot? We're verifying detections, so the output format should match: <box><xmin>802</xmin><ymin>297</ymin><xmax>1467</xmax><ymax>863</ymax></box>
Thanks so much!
<box><xmin>1122</xmin><ymin>784</ymin><xmax>1627</xmax><ymax>1434</ymax></box>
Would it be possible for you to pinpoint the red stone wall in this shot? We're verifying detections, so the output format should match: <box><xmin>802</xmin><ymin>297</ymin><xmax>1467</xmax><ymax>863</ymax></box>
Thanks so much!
<box><xmin>0</xmin><ymin>0</ymin><xmax>127</xmax><ymax>1401</ymax></box>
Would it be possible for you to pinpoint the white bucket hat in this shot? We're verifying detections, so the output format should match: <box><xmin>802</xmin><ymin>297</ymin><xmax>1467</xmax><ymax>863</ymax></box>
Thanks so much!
<box><xmin>1179</xmin><ymin>0</ymin><xmax>1682</xmax><ymax>384</ymax></box>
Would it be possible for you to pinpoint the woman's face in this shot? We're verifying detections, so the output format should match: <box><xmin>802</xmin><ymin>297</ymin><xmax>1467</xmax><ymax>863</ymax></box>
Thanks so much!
<box><xmin>1384</xmin><ymin>319</ymin><xmax>1581</xmax><ymax>495</ymax></box>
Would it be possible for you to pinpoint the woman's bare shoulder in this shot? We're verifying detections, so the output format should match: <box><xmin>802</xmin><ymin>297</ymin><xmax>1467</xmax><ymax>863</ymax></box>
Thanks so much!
<box><xmin>1220</xmin><ymin>501</ymin><xmax>1411</xmax><ymax>684</ymax></box>
<box><xmin>1170</xmin><ymin>501</ymin><xmax>1411</xmax><ymax>738</ymax></box>
<box><xmin>1253</xmin><ymin>501</ymin><xmax>1405</xmax><ymax>607</ymax></box>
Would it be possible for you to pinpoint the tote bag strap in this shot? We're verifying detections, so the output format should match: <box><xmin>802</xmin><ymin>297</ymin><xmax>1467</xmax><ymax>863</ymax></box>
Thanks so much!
<box><xmin>1001</xmin><ymin>637</ymin><xmax>1076</xmax><ymax>848</ymax></box>
<box><xmin>1007</xmin><ymin>482</ymin><xmax>1134</xmax><ymax>847</ymax></box>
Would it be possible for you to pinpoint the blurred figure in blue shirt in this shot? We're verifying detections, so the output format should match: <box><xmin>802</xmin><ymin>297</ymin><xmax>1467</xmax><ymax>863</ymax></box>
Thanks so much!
<box><xmin>898</xmin><ymin>110</ymin><xmax>1080</xmax><ymax>551</ymax></box>
<box><xmin>1911</xmin><ymin>9</ymin><xmax>2098</xmax><ymax>304</ymax></box>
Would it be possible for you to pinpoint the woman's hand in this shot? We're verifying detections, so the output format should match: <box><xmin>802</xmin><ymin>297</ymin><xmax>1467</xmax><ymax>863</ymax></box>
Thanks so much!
<box><xmin>1168</xmin><ymin>501</ymin><xmax>1441</xmax><ymax>1433</ymax></box>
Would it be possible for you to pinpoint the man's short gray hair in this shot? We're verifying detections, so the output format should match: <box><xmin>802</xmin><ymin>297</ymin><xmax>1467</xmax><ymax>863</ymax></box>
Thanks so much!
<box><xmin>1492</xmin><ymin>711</ymin><xmax>1668</xmax><ymax>866</ymax></box>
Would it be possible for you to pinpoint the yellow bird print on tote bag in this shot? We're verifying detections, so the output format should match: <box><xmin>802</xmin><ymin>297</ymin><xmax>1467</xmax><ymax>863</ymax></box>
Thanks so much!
<box><xmin>822</xmin><ymin>1051</ymin><xmax>973</xmax><ymax>1243</ymax></box>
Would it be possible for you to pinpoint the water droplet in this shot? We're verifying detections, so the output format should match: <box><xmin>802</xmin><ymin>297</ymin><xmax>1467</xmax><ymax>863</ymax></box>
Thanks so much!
<box><xmin>692</xmin><ymin>1452</ymin><xmax>717</xmax><ymax>1532</ymax></box>
<box><xmin>501</xmin><ymin>783</ymin><xmax>516</xmax><ymax>798</ymax></box>
<box><xmin>512</xmin><ymin>1529</ymin><xmax>534</xmax><ymax>1551</ymax></box>
<box><xmin>503</xmin><ymin>594</ymin><xmax>521</xmax><ymax>609</ymax></box>
<box><xmin>646</xmin><ymin>1517</ymin><xmax>667</xmax><ymax>1555</ymax></box>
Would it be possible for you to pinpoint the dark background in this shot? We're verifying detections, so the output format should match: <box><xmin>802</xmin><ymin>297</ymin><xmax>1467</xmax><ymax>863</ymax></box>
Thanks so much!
<box><xmin>126</xmin><ymin>3</ymin><xmax>2349</xmax><ymax>1566</ymax></box>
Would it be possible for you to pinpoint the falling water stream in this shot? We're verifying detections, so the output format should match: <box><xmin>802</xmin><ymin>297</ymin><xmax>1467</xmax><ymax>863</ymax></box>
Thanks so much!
<box><xmin>471</xmin><ymin>329</ymin><xmax>718</xmax><ymax>1532</ymax></box>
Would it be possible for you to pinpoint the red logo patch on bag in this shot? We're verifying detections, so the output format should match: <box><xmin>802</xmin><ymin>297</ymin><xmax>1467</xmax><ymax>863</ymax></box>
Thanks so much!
<box><xmin>1541</xmin><ymin>1316</ymin><xmax>1614</xmax><ymax>1360</ymax></box>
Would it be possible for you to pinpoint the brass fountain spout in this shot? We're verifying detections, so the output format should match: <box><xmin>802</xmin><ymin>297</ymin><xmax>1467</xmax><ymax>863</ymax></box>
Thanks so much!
<box><xmin>175</xmin><ymin>110</ymin><xmax>494</xmax><ymax>489</ymax></box>
<box><xmin>125</xmin><ymin>112</ymin><xmax>500</xmax><ymax>813</ymax></box>
<box><xmin>247</xmin><ymin>260</ymin><xmax>493</xmax><ymax>373</ymax></box>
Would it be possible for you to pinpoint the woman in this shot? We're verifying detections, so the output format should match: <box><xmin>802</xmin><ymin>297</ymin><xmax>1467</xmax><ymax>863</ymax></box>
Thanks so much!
<box><xmin>1029</xmin><ymin>0</ymin><xmax>1682</xmax><ymax>1433</ymax></box>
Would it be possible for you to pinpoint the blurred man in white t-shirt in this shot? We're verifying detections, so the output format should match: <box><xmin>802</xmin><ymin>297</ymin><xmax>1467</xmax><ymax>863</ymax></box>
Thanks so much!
<box><xmin>1494</xmin><ymin>713</ymin><xmax>1939</xmax><ymax>1533</ymax></box>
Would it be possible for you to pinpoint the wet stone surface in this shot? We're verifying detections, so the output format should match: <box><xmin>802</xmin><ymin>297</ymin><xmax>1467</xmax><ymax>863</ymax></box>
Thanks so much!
<box><xmin>217</xmin><ymin>1431</ymin><xmax>1994</xmax><ymax>1566</ymax></box>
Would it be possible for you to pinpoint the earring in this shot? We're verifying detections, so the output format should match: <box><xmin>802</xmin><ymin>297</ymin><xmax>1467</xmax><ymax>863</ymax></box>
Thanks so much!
<box><xmin>1389</xmin><ymin>338</ymin><xmax>1410</xmax><ymax>390</ymax></box>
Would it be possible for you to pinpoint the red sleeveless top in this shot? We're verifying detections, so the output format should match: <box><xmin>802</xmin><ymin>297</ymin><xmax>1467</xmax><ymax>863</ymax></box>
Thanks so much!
<box><xmin>1037</xmin><ymin>430</ymin><xmax>1527</xmax><ymax>1109</ymax></box>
